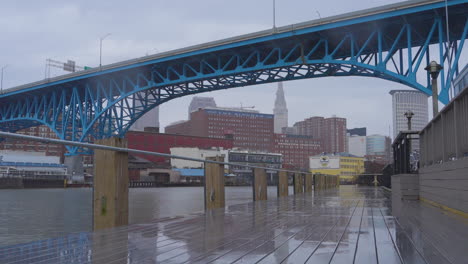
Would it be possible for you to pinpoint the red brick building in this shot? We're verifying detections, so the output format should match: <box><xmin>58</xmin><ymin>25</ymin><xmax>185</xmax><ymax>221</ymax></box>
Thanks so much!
<box><xmin>166</xmin><ymin>108</ymin><xmax>274</xmax><ymax>152</ymax></box>
<box><xmin>272</xmin><ymin>134</ymin><xmax>322</xmax><ymax>170</ymax></box>
<box><xmin>293</xmin><ymin>116</ymin><xmax>347</xmax><ymax>153</ymax></box>
<box><xmin>126</xmin><ymin>130</ymin><xmax>234</xmax><ymax>166</ymax></box>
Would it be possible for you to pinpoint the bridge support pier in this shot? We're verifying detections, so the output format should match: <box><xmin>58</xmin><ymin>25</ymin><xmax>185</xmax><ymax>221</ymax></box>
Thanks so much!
<box><xmin>277</xmin><ymin>171</ymin><xmax>288</xmax><ymax>197</ymax></box>
<box><xmin>204</xmin><ymin>156</ymin><xmax>225</xmax><ymax>210</ymax></box>
<box><xmin>93</xmin><ymin>138</ymin><xmax>129</xmax><ymax>231</ymax></box>
<box><xmin>294</xmin><ymin>173</ymin><xmax>304</xmax><ymax>195</ymax></box>
<box><xmin>305</xmin><ymin>174</ymin><xmax>313</xmax><ymax>193</ymax></box>
<box><xmin>253</xmin><ymin>167</ymin><xmax>267</xmax><ymax>201</ymax></box>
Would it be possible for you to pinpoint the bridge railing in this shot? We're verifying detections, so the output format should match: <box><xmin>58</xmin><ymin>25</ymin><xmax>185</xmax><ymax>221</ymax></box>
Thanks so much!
<box><xmin>420</xmin><ymin>85</ymin><xmax>468</xmax><ymax>167</ymax></box>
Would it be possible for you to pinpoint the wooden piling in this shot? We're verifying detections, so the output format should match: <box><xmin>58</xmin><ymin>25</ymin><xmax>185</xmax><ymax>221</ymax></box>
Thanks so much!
<box><xmin>253</xmin><ymin>167</ymin><xmax>267</xmax><ymax>201</ymax></box>
<box><xmin>294</xmin><ymin>172</ymin><xmax>304</xmax><ymax>194</ymax></box>
<box><xmin>305</xmin><ymin>173</ymin><xmax>313</xmax><ymax>193</ymax></box>
<box><xmin>204</xmin><ymin>156</ymin><xmax>225</xmax><ymax>210</ymax></box>
<box><xmin>93</xmin><ymin>138</ymin><xmax>128</xmax><ymax>231</ymax></box>
<box><xmin>277</xmin><ymin>171</ymin><xmax>289</xmax><ymax>197</ymax></box>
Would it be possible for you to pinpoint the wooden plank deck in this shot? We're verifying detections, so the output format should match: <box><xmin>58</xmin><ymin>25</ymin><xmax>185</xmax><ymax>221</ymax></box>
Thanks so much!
<box><xmin>0</xmin><ymin>186</ymin><xmax>466</xmax><ymax>263</ymax></box>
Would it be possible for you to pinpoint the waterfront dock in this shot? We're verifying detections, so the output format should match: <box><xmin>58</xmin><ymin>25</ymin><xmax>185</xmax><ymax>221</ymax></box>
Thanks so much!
<box><xmin>1</xmin><ymin>186</ymin><xmax>466</xmax><ymax>263</ymax></box>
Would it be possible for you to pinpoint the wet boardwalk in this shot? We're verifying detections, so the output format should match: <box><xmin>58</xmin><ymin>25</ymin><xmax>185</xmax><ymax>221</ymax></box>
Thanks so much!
<box><xmin>1</xmin><ymin>186</ymin><xmax>467</xmax><ymax>263</ymax></box>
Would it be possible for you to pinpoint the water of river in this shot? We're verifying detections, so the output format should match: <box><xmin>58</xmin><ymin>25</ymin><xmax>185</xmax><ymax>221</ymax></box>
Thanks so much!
<box><xmin>0</xmin><ymin>186</ymin><xmax>292</xmax><ymax>246</ymax></box>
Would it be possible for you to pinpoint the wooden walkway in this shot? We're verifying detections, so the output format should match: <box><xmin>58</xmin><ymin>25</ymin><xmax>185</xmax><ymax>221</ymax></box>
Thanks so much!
<box><xmin>1</xmin><ymin>186</ymin><xmax>467</xmax><ymax>263</ymax></box>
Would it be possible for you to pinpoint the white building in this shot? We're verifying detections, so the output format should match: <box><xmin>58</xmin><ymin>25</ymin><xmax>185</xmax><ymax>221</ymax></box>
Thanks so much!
<box><xmin>170</xmin><ymin>147</ymin><xmax>228</xmax><ymax>169</ymax></box>
<box><xmin>348</xmin><ymin>135</ymin><xmax>367</xmax><ymax>157</ymax></box>
<box><xmin>273</xmin><ymin>82</ymin><xmax>288</xmax><ymax>133</ymax></box>
<box><xmin>390</xmin><ymin>90</ymin><xmax>428</xmax><ymax>149</ymax></box>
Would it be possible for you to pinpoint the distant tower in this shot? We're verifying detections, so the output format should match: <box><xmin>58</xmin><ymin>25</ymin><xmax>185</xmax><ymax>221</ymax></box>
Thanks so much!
<box><xmin>131</xmin><ymin>106</ymin><xmax>160</xmax><ymax>132</ymax></box>
<box><xmin>273</xmin><ymin>82</ymin><xmax>288</xmax><ymax>133</ymax></box>
<box><xmin>188</xmin><ymin>96</ymin><xmax>217</xmax><ymax>119</ymax></box>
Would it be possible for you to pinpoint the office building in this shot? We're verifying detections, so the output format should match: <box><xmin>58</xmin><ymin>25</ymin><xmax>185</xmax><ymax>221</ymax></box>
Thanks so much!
<box><xmin>188</xmin><ymin>96</ymin><xmax>217</xmax><ymax>118</ymax></box>
<box><xmin>165</xmin><ymin>107</ymin><xmax>274</xmax><ymax>152</ymax></box>
<box><xmin>348</xmin><ymin>135</ymin><xmax>367</xmax><ymax>157</ymax></box>
<box><xmin>389</xmin><ymin>90</ymin><xmax>429</xmax><ymax>141</ymax></box>
<box><xmin>131</xmin><ymin>106</ymin><xmax>160</xmax><ymax>132</ymax></box>
<box><xmin>347</xmin><ymin>127</ymin><xmax>367</xmax><ymax>136</ymax></box>
<box><xmin>272</xmin><ymin>134</ymin><xmax>322</xmax><ymax>170</ymax></box>
<box><xmin>273</xmin><ymin>82</ymin><xmax>288</xmax><ymax>133</ymax></box>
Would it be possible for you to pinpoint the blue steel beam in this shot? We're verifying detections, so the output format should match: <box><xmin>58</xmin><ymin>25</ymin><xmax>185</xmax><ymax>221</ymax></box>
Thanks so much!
<box><xmin>0</xmin><ymin>0</ymin><xmax>467</xmax><ymax>154</ymax></box>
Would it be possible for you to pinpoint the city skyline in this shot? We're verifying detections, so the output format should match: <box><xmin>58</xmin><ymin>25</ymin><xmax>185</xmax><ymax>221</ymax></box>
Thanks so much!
<box><xmin>1</xmin><ymin>0</ymin><xmax>463</xmax><ymax>139</ymax></box>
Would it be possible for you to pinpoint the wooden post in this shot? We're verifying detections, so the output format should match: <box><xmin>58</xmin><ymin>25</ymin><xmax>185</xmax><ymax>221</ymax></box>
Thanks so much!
<box><xmin>253</xmin><ymin>167</ymin><xmax>267</xmax><ymax>201</ymax></box>
<box><xmin>204</xmin><ymin>156</ymin><xmax>225</xmax><ymax>210</ymax></box>
<box><xmin>277</xmin><ymin>171</ymin><xmax>288</xmax><ymax>197</ymax></box>
<box><xmin>294</xmin><ymin>172</ymin><xmax>304</xmax><ymax>194</ymax></box>
<box><xmin>304</xmin><ymin>173</ymin><xmax>313</xmax><ymax>193</ymax></box>
<box><xmin>93</xmin><ymin>138</ymin><xmax>128</xmax><ymax>230</ymax></box>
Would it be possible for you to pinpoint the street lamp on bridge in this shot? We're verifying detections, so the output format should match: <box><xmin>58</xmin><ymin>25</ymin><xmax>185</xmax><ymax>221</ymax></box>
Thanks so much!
<box><xmin>99</xmin><ymin>33</ymin><xmax>112</xmax><ymax>69</ymax></box>
<box><xmin>425</xmin><ymin>60</ymin><xmax>443</xmax><ymax>117</ymax></box>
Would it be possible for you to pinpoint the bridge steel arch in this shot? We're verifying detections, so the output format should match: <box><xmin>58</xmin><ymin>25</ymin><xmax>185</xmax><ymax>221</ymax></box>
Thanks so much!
<box><xmin>0</xmin><ymin>0</ymin><xmax>467</xmax><ymax>154</ymax></box>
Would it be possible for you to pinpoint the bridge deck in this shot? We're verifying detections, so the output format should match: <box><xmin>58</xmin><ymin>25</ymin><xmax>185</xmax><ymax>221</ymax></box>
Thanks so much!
<box><xmin>1</xmin><ymin>186</ymin><xmax>467</xmax><ymax>263</ymax></box>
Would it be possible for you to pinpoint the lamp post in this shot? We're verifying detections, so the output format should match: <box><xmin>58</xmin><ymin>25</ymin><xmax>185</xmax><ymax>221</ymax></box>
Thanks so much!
<box><xmin>425</xmin><ymin>61</ymin><xmax>443</xmax><ymax>117</ymax></box>
<box><xmin>99</xmin><ymin>33</ymin><xmax>112</xmax><ymax>68</ymax></box>
<box><xmin>404</xmin><ymin>110</ymin><xmax>414</xmax><ymax>130</ymax></box>
<box><xmin>1</xmin><ymin>65</ymin><xmax>8</xmax><ymax>94</ymax></box>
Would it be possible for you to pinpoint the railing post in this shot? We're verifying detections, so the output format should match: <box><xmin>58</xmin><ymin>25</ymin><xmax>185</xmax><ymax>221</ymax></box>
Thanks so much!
<box><xmin>204</xmin><ymin>156</ymin><xmax>225</xmax><ymax>210</ymax></box>
<box><xmin>277</xmin><ymin>171</ymin><xmax>289</xmax><ymax>197</ymax></box>
<box><xmin>304</xmin><ymin>173</ymin><xmax>313</xmax><ymax>193</ymax></box>
<box><xmin>293</xmin><ymin>172</ymin><xmax>304</xmax><ymax>194</ymax></box>
<box><xmin>253</xmin><ymin>167</ymin><xmax>267</xmax><ymax>201</ymax></box>
<box><xmin>93</xmin><ymin>137</ymin><xmax>128</xmax><ymax>231</ymax></box>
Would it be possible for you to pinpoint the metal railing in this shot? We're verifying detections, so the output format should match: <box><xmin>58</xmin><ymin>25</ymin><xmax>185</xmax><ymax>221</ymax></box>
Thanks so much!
<box><xmin>420</xmin><ymin>83</ymin><xmax>468</xmax><ymax>167</ymax></box>
<box><xmin>0</xmin><ymin>131</ymin><xmax>312</xmax><ymax>176</ymax></box>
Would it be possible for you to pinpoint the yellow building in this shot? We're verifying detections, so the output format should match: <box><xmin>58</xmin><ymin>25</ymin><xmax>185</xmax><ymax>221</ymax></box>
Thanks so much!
<box><xmin>309</xmin><ymin>153</ymin><xmax>365</xmax><ymax>184</ymax></box>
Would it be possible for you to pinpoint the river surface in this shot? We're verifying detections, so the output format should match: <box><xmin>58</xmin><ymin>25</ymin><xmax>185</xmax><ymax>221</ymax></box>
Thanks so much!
<box><xmin>0</xmin><ymin>186</ymin><xmax>292</xmax><ymax>246</ymax></box>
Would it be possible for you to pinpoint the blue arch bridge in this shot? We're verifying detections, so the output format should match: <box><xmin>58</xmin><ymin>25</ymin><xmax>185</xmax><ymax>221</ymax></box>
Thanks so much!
<box><xmin>0</xmin><ymin>0</ymin><xmax>467</xmax><ymax>155</ymax></box>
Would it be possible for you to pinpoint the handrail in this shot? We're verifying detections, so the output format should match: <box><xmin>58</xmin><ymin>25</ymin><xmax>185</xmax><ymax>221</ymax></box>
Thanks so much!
<box><xmin>0</xmin><ymin>131</ymin><xmax>311</xmax><ymax>175</ymax></box>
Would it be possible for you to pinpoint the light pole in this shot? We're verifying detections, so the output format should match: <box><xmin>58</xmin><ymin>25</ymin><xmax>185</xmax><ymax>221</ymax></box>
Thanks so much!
<box><xmin>404</xmin><ymin>110</ymin><xmax>414</xmax><ymax>130</ymax></box>
<box><xmin>273</xmin><ymin>0</ymin><xmax>276</xmax><ymax>29</ymax></box>
<box><xmin>425</xmin><ymin>61</ymin><xmax>443</xmax><ymax>117</ymax></box>
<box><xmin>1</xmin><ymin>65</ymin><xmax>8</xmax><ymax>94</ymax></box>
<box><xmin>99</xmin><ymin>33</ymin><xmax>112</xmax><ymax>68</ymax></box>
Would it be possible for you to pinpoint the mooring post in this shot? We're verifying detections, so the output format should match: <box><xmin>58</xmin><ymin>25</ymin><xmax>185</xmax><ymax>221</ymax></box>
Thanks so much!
<box><xmin>204</xmin><ymin>156</ymin><xmax>225</xmax><ymax>210</ymax></box>
<box><xmin>294</xmin><ymin>172</ymin><xmax>304</xmax><ymax>195</ymax></box>
<box><xmin>305</xmin><ymin>173</ymin><xmax>313</xmax><ymax>193</ymax></box>
<box><xmin>93</xmin><ymin>138</ymin><xmax>128</xmax><ymax>231</ymax></box>
<box><xmin>253</xmin><ymin>167</ymin><xmax>267</xmax><ymax>201</ymax></box>
<box><xmin>277</xmin><ymin>171</ymin><xmax>288</xmax><ymax>197</ymax></box>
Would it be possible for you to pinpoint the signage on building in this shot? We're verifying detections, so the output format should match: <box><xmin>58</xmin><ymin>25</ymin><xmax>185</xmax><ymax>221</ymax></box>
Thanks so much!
<box><xmin>310</xmin><ymin>155</ymin><xmax>340</xmax><ymax>169</ymax></box>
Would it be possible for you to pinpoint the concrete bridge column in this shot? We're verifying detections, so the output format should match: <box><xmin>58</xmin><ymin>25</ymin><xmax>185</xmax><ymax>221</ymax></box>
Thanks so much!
<box><xmin>305</xmin><ymin>173</ymin><xmax>313</xmax><ymax>193</ymax></box>
<box><xmin>93</xmin><ymin>138</ymin><xmax>128</xmax><ymax>231</ymax></box>
<box><xmin>253</xmin><ymin>167</ymin><xmax>267</xmax><ymax>201</ymax></box>
<box><xmin>204</xmin><ymin>156</ymin><xmax>225</xmax><ymax>210</ymax></box>
<box><xmin>294</xmin><ymin>173</ymin><xmax>304</xmax><ymax>195</ymax></box>
<box><xmin>277</xmin><ymin>171</ymin><xmax>288</xmax><ymax>197</ymax></box>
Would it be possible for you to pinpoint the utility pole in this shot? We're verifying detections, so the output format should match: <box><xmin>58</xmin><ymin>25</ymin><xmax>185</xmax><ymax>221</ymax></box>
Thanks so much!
<box><xmin>273</xmin><ymin>0</ymin><xmax>276</xmax><ymax>30</ymax></box>
<box><xmin>1</xmin><ymin>65</ymin><xmax>8</xmax><ymax>93</ymax></box>
<box><xmin>100</xmin><ymin>33</ymin><xmax>112</xmax><ymax>68</ymax></box>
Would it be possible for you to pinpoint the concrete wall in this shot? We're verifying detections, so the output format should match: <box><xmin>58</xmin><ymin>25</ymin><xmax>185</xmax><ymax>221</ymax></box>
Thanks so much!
<box><xmin>419</xmin><ymin>159</ymin><xmax>468</xmax><ymax>213</ymax></box>
<box><xmin>391</xmin><ymin>174</ymin><xmax>419</xmax><ymax>200</ymax></box>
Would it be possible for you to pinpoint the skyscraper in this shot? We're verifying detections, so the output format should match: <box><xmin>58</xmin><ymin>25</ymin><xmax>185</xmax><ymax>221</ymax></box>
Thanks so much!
<box><xmin>188</xmin><ymin>97</ymin><xmax>217</xmax><ymax>118</ymax></box>
<box><xmin>273</xmin><ymin>82</ymin><xmax>288</xmax><ymax>133</ymax></box>
<box><xmin>389</xmin><ymin>90</ymin><xmax>429</xmax><ymax>138</ymax></box>
<box><xmin>131</xmin><ymin>106</ymin><xmax>160</xmax><ymax>132</ymax></box>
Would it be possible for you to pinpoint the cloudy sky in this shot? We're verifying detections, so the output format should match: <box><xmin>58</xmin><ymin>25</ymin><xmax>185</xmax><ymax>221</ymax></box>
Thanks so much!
<box><xmin>1</xmin><ymin>0</ymin><xmax>466</xmax><ymax>138</ymax></box>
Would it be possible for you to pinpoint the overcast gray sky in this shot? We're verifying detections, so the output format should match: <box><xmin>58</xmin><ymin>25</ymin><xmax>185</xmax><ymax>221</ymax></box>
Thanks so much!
<box><xmin>1</xmin><ymin>0</ymin><xmax>466</xmax><ymax>138</ymax></box>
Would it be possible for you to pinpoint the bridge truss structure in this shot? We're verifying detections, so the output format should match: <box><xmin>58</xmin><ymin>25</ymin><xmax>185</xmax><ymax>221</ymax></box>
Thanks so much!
<box><xmin>0</xmin><ymin>0</ymin><xmax>467</xmax><ymax>154</ymax></box>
